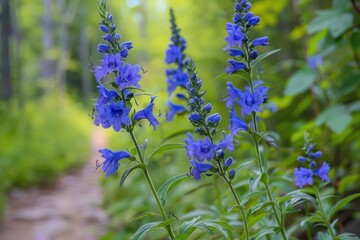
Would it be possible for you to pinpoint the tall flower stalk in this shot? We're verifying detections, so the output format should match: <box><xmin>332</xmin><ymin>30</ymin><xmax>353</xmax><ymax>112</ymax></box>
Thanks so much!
<box><xmin>185</xmin><ymin>59</ymin><xmax>250</xmax><ymax>239</ymax></box>
<box><xmin>92</xmin><ymin>3</ymin><xmax>175</xmax><ymax>239</ymax></box>
<box><xmin>165</xmin><ymin>8</ymin><xmax>188</xmax><ymax>121</ymax></box>
<box><xmin>223</xmin><ymin>0</ymin><xmax>287</xmax><ymax>239</ymax></box>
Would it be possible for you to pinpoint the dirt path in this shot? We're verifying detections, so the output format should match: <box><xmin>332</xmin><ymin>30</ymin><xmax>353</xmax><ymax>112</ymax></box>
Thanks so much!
<box><xmin>0</xmin><ymin>128</ymin><xmax>107</xmax><ymax>240</ymax></box>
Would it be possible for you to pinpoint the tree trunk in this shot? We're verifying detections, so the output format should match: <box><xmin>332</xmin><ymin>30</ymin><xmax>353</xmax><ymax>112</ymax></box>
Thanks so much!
<box><xmin>0</xmin><ymin>0</ymin><xmax>12</xmax><ymax>100</ymax></box>
<box><xmin>79</xmin><ymin>24</ymin><xmax>92</xmax><ymax>100</ymax></box>
<box><xmin>57</xmin><ymin>0</ymin><xmax>69</xmax><ymax>95</ymax></box>
<box><xmin>42</xmin><ymin>0</ymin><xmax>55</xmax><ymax>82</ymax></box>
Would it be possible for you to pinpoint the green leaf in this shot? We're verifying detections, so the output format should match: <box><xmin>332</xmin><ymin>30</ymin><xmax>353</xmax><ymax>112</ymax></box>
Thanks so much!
<box><xmin>161</xmin><ymin>129</ymin><xmax>193</xmax><ymax>143</ymax></box>
<box><xmin>253</xmin><ymin>228</ymin><xmax>276</xmax><ymax>240</ymax></box>
<box><xmin>308</xmin><ymin>10</ymin><xmax>353</xmax><ymax>37</ymax></box>
<box><xmin>300</xmin><ymin>213</ymin><xmax>324</xmax><ymax>227</ymax></box>
<box><xmin>177</xmin><ymin>217</ymin><xmax>232</xmax><ymax>239</ymax></box>
<box><xmin>235</xmin><ymin>157</ymin><xmax>256</xmax><ymax>171</ymax></box>
<box><xmin>284</xmin><ymin>69</ymin><xmax>316</xmax><ymax>96</ymax></box>
<box><xmin>131</xmin><ymin>218</ymin><xmax>175</xmax><ymax>240</ymax></box>
<box><xmin>196</xmin><ymin>220</ymin><xmax>232</xmax><ymax>238</ymax></box>
<box><xmin>148</xmin><ymin>143</ymin><xmax>185</xmax><ymax>161</ymax></box>
<box><xmin>337</xmin><ymin>232</ymin><xmax>360</xmax><ymax>240</ymax></box>
<box><xmin>240</xmin><ymin>191</ymin><xmax>265</xmax><ymax>206</ymax></box>
<box><xmin>351</xmin><ymin>30</ymin><xmax>360</xmax><ymax>49</ymax></box>
<box><xmin>157</xmin><ymin>173</ymin><xmax>189</xmax><ymax>206</ymax></box>
<box><xmin>337</xmin><ymin>72</ymin><xmax>360</xmax><ymax>97</ymax></box>
<box><xmin>329</xmin><ymin>193</ymin><xmax>360</xmax><ymax>219</ymax></box>
<box><xmin>120</xmin><ymin>164</ymin><xmax>145</xmax><ymax>187</ymax></box>
<box><xmin>316</xmin><ymin>105</ymin><xmax>352</xmax><ymax>133</ymax></box>
<box><xmin>338</xmin><ymin>174</ymin><xmax>360</xmax><ymax>194</ymax></box>
<box><xmin>179</xmin><ymin>216</ymin><xmax>200</xmax><ymax>234</ymax></box>
<box><xmin>251</xmin><ymin>49</ymin><xmax>281</xmax><ymax>68</ymax></box>
<box><xmin>130</xmin><ymin>221</ymin><xmax>163</xmax><ymax>240</ymax></box>
<box><xmin>131</xmin><ymin>211</ymin><xmax>161</xmax><ymax>222</ymax></box>
<box><xmin>248</xmin><ymin>212</ymin><xmax>269</xmax><ymax>228</ymax></box>
<box><xmin>329</xmin><ymin>13</ymin><xmax>353</xmax><ymax>38</ymax></box>
<box><xmin>248</xmin><ymin>202</ymin><xmax>274</xmax><ymax>216</ymax></box>
<box><xmin>348</xmin><ymin>100</ymin><xmax>360</xmax><ymax>113</ymax></box>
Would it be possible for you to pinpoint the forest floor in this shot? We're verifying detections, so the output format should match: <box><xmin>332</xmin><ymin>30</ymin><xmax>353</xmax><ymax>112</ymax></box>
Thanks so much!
<box><xmin>0</xmin><ymin>128</ymin><xmax>107</xmax><ymax>240</ymax></box>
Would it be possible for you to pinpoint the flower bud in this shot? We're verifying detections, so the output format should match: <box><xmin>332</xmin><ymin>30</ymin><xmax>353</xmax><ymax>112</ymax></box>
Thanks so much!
<box><xmin>224</xmin><ymin>157</ymin><xmax>233</xmax><ymax>167</ymax></box>
<box><xmin>97</xmin><ymin>44</ymin><xmax>110</xmax><ymax>53</ymax></box>
<box><xmin>189</xmin><ymin>113</ymin><xmax>202</xmax><ymax>123</ymax></box>
<box><xmin>248</xmin><ymin>16</ymin><xmax>260</xmax><ymax>26</ymax></box>
<box><xmin>251</xmin><ymin>36</ymin><xmax>269</xmax><ymax>47</ymax></box>
<box><xmin>102</xmin><ymin>34</ymin><xmax>114</xmax><ymax>42</ymax></box>
<box><xmin>297</xmin><ymin>156</ymin><xmax>307</xmax><ymax>163</ymax></box>
<box><xmin>309</xmin><ymin>151</ymin><xmax>322</xmax><ymax>159</ymax></box>
<box><xmin>100</xmin><ymin>25</ymin><xmax>109</xmax><ymax>33</ymax></box>
<box><xmin>202</xmin><ymin>103</ymin><xmax>212</xmax><ymax>113</ymax></box>
<box><xmin>229</xmin><ymin>48</ymin><xmax>244</xmax><ymax>57</ymax></box>
<box><xmin>207</xmin><ymin>113</ymin><xmax>221</xmax><ymax>124</ymax></box>
<box><xmin>250</xmin><ymin>50</ymin><xmax>258</xmax><ymax>59</ymax></box>
<box><xmin>243</xmin><ymin>12</ymin><xmax>254</xmax><ymax>21</ymax></box>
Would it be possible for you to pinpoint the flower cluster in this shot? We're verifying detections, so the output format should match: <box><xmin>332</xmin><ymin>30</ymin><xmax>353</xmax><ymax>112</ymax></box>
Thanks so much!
<box><xmin>93</xmin><ymin>3</ymin><xmax>158</xmax><ymax>176</ymax></box>
<box><xmin>185</xmin><ymin>60</ymin><xmax>236</xmax><ymax>180</ymax></box>
<box><xmin>224</xmin><ymin>0</ymin><xmax>270</xmax><ymax>134</ymax></box>
<box><xmin>165</xmin><ymin>8</ymin><xmax>188</xmax><ymax>121</ymax></box>
<box><xmin>294</xmin><ymin>138</ymin><xmax>330</xmax><ymax>188</ymax></box>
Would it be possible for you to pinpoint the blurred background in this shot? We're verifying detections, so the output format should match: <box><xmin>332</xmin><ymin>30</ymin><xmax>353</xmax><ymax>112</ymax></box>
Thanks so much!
<box><xmin>0</xmin><ymin>0</ymin><xmax>359</xmax><ymax>239</ymax></box>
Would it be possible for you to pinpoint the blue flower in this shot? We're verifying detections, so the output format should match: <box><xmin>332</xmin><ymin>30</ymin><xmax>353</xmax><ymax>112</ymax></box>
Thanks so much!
<box><xmin>229</xmin><ymin>108</ymin><xmax>248</xmax><ymax>135</ymax></box>
<box><xmin>94</xmin><ymin>100</ymin><xmax>131</xmax><ymax>132</ymax></box>
<box><xmin>95</xmin><ymin>85</ymin><xmax>119</xmax><ymax>106</ymax></box>
<box><xmin>225</xmin><ymin>82</ymin><xmax>242</xmax><ymax>108</ymax></box>
<box><xmin>226</xmin><ymin>59</ymin><xmax>247</xmax><ymax>74</ymax></box>
<box><xmin>216</xmin><ymin>132</ymin><xmax>234</xmax><ymax>152</ymax></box>
<box><xmin>165</xmin><ymin>44</ymin><xmax>183</xmax><ymax>64</ymax></box>
<box><xmin>185</xmin><ymin>132</ymin><xmax>216</xmax><ymax>161</ymax></box>
<box><xmin>99</xmin><ymin>148</ymin><xmax>132</xmax><ymax>177</ymax></box>
<box><xmin>307</xmin><ymin>55</ymin><xmax>322</xmax><ymax>70</ymax></box>
<box><xmin>294</xmin><ymin>167</ymin><xmax>313</xmax><ymax>188</ymax></box>
<box><xmin>115</xmin><ymin>63</ymin><xmax>142</xmax><ymax>89</ymax></box>
<box><xmin>100</xmin><ymin>25</ymin><xmax>109</xmax><ymax>33</ymax></box>
<box><xmin>251</xmin><ymin>36</ymin><xmax>269</xmax><ymax>47</ymax></box>
<box><xmin>94</xmin><ymin>53</ymin><xmax>123</xmax><ymax>82</ymax></box>
<box><xmin>134</xmin><ymin>97</ymin><xmax>159</xmax><ymax>130</ymax></box>
<box><xmin>238</xmin><ymin>86</ymin><xmax>268</xmax><ymax>117</ymax></box>
<box><xmin>190</xmin><ymin>160</ymin><xmax>213</xmax><ymax>180</ymax></box>
<box><xmin>166</xmin><ymin>68</ymin><xmax>188</xmax><ymax>95</ymax></box>
<box><xmin>314</xmin><ymin>162</ymin><xmax>330</xmax><ymax>183</ymax></box>
<box><xmin>224</xmin><ymin>23</ymin><xmax>245</xmax><ymax>50</ymax></box>
<box><xmin>167</xmin><ymin>101</ymin><xmax>186</xmax><ymax>121</ymax></box>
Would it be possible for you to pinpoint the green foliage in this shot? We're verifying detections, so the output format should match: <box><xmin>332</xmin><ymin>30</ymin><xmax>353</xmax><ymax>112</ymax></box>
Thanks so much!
<box><xmin>0</xmin><ymin>95</ymin><xmax>91</xmax><ymax>214</ymax></box>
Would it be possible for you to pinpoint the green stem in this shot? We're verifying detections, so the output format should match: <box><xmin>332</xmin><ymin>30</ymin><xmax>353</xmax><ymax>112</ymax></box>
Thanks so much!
<box><xmin>129</xmin><ymin>128</ymin><xmax>175</xmax><ymax>239</ymax></box>
<box><xmin>246</xmin><ymin>53</ymin><xmax>288</xmax><ymax>240</ymax></box>
<box><xmin>227</xmin><ymin>180</ymin><xmax>250</xmax><ymax>240</ymax></box>
<box><xmin>218</xmin><ymin>163</ymin><xmax>250</xmax><ymax>240</ymax></box>
<box><xmin>314</xmin><ymin>188</ymin><xmax>336</xmax><ymax>239</ymax></box>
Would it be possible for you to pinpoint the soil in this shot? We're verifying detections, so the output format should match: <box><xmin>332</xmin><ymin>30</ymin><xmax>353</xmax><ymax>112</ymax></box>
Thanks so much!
<box><xmin>0</xmin><ymin>128</ymin><xmax>108</xmax><ymax>240</ymax></box>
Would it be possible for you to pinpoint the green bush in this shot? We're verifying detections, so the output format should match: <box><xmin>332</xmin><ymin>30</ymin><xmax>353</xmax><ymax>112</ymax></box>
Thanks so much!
<box><xmin>0</xmin><ymin>95</ymin><xmax>92</xmax><ymax>214</ymax></box>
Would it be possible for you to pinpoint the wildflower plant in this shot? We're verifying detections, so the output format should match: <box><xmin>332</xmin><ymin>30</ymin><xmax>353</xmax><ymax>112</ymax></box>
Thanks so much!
<box><xmin>165</xmin><ymin>8</ymin><xmax>188</xmax><ymax>121</ymax></box>
<box><xmin>89</xmin><ymin>1</ymin><xmax>360</xmax><ymax>239</ymax></box>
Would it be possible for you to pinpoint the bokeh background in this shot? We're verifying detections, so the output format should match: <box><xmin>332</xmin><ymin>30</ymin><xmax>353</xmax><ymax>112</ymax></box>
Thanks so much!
<box><xmin>0</xmin><ymin>0</ymin><xmax>360</xmax><ymax>239</ymax></box>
